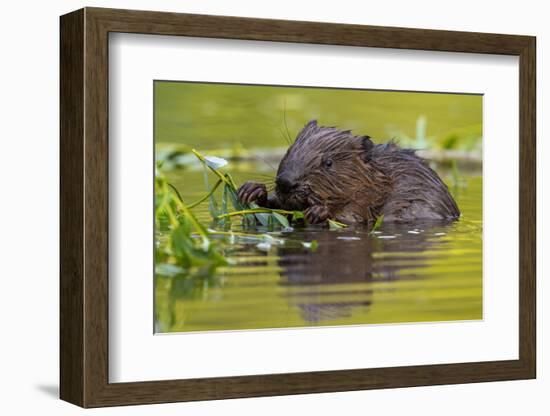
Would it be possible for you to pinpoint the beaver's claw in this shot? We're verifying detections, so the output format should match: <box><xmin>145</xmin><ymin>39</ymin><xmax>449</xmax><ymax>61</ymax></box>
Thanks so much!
<box><xmin>237</xmin><ymin>181</ymin><xmax>268</xmax><ymax>205</ymax></box>
<box><xmin>304</xmin><ymin>205</ymin><xmax>330</xmax><ymax>224</ymax></box>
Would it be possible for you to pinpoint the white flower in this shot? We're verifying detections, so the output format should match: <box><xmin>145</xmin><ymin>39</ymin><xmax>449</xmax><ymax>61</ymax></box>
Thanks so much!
<box><xmin>204</xmin><ymin>155</ymin><xmax>228</xmax><ymax>169</ymax></box>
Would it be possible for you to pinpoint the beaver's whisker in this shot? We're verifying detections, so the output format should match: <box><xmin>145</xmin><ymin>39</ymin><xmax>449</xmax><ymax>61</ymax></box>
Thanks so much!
<box><xmin>245</xmin><ymin>174</ymin><xmax>275</xmax><ymax>180</ymax></box>
<box><xmin>239</xmin><ymin>173</ymin><xmax>275</xmax><ymax>180</ymax></box>
<box><xmin>254</xmin><ymin>154</ymin><xmax>278</xmax><ymax>172</ymax></box>
<box><xmin>250</xmin><ymin>175</ymin><xmax>275</xmax><ymax>184</ymax></box>
<box><xmin>282</xmin><ymin>104</ymin><xmax>294</xmax><ymax>145</ymax></box>
<box><xmin>279</xmin><ymin>127</ymin><xmax>291</xmax><ymax>146</ymax></box>
<box><xmin>242</xmin><ymin>177</ymin><xmax>275</xmax><ymax>187</ymax></box>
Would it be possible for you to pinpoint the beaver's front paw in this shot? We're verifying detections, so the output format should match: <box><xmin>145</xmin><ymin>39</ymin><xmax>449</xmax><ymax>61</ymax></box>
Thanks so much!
<box><xmin>237</xmin><ymin>181</ymin><xmax>268</xmax><ymax>205</ymax></box>
<box><xmin>304</xmin><ymin>205</ymin><xmax>330</xmax><ymax>224</ymax></box>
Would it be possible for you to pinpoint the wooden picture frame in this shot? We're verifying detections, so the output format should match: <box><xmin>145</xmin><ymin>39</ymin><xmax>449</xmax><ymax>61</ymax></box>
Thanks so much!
<box><xmin>60</xmin><ymin>7</ymin><xmax>536</xmax><ymax>408</ymax></box>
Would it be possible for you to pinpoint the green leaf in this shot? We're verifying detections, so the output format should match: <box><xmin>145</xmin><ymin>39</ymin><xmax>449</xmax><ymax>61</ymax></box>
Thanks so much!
<box><xmin>221</xmin><ymin>183</ymin><xmax>229</xmax><ymax>214</ymax></box>
<box><xmin>201</xmin><ymin>163</ymin><xmax>219</xmax><ymax>218</ymax></box>
<box><xmin>292</xmin><ymin>211</ymin><xmax>304</xmax><ymax>221</ymax></box>
<box><xmin>267</xmin><ymin>213</ymin><xmax>275</xmax><ymax>230</ymax></box>
<box><xmin>328</xmin><ymin>219</ymin><xmax>348</xmax><ymax>229</ymax></box>
<box><xmin>250</xmin><ymin>202</ymin><xmax>270</xmax><ymax>227</ymax></box>
<box><xmin>371</xmin><ymin>214</ymin><xmax>384</xmax><ymax>233</ymax></box>
<box><xmin>273</xmin><ymin>212</ymin><xmax>290</xmax><ymax>228</ymax></box>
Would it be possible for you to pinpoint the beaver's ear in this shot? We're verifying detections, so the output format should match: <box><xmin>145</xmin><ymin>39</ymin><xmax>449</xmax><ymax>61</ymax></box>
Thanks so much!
<box><xmin>295</xmin><ymin>120</ymin><xmax>318</xmax><ymax>143</ymax></box>
<box><xmin>360</xmin><ymin>136</ymin><xmax>374</xmax><ymax>162</ymax></box>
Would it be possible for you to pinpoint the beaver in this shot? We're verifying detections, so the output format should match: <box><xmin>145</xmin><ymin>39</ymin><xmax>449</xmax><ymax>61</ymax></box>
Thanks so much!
<box><xmin>237</xmin><ymin>120</ymin><xmax>460</xmax><ymax>225</ymax></box>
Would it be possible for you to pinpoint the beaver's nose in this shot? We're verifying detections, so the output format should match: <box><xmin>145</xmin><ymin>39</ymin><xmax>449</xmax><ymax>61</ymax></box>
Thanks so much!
<box><xmin>276</xmin><ymin>175</ymin><xmax>296</xmax><ymax>194</ymax></box>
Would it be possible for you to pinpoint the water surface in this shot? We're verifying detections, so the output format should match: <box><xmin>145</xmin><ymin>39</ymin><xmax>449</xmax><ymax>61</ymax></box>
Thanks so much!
<box><xmin>155</xmin><ymin>170</ymin><xmax>482</xmax><ymax>333</ymax></box>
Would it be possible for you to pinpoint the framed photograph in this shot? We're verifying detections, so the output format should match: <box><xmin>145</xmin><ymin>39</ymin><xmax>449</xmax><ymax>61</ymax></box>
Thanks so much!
<box><xmin>60</xmin><ymin>7</ymin><xmax>536</xmax><ymax>407</ymax></box>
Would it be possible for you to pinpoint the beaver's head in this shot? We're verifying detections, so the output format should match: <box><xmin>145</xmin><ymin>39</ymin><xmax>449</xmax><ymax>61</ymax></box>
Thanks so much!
<box><xmin>275</xmin><ymin>120</ymin><xmax>374</xmax><ymax>211</ymax></box>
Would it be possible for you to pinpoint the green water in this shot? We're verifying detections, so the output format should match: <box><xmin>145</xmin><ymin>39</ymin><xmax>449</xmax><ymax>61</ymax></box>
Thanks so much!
<box><xmin>154</xmin><ymin>81</ymin><xmax>482</xmax><ymax>333</ymax></box>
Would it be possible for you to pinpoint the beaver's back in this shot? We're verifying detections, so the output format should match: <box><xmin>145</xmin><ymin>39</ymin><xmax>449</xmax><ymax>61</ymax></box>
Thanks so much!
<box><xmin>371</xmin><ymin>143</ymin><xmax>460</xmax><ymax>222</ymax></box>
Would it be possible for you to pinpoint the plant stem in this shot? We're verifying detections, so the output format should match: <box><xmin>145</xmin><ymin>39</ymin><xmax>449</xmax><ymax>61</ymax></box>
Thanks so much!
<box><xmin>179</xmin><ymin>202</ymin><xmax>209</xmax><ymax>239</ymax></box>
<box><xmin>217</xmin><ymin>208</ymin><xmax>296</xmax><ymax>220</ymax></box>
<box><xmin>187</xmin><ymin>179</ymin><xmax>222</xmax><ymax>209</ymax></box>
<box><xmin>167</xmin><ymin>182</ymin><xmax>184</xmax><ymax>203</ymax></box>
<box><xmin>207</xmin><ymin>229</ymin><xmax>263</xmax><ymax>238</ymax></box>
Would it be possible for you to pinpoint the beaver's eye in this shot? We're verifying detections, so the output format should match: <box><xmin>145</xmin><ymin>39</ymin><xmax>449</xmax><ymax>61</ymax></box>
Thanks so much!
<box><xmin>324</xmin><ymin>159</ymin><xmax>333</xmax><ymax>168</ymax></box>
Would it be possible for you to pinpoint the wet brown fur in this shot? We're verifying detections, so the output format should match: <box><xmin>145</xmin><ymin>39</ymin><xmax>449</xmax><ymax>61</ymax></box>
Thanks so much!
<box><xmin>238</xmin><ymin>120</ymin><xmax>460</xmax><ymax>225</ymax></box>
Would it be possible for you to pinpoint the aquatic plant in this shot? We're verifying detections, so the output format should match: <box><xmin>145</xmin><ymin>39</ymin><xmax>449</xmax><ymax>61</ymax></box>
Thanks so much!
<box><xmin>155</xmin><ymin>168</ymin><xmax>228</xmax><ymax>277</ymax></box>
<box><xmin>371</xmin><ymin>214</ymin><xmax>384</xmax><ymax>233</ymax></box>
<box><xmin>154</xmin><ymin>150</ymin><xmax>319</xmax><ymax>281</ymax></box>
<box><xmin>327</xmin><ymin>219</ymin><xmax>348</xmax><ymax>230</ymax></box>
<box><xmin>190</xmin><ymin>148</ymin><xmax>305</xmax><ymax>229</ymax></box>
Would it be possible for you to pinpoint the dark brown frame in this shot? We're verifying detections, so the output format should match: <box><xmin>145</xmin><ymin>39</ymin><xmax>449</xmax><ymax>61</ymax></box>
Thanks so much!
<box><xmin>60</xmin><ymin>7</ymin><xmax>536</xmax><ymax>408</ymax></box>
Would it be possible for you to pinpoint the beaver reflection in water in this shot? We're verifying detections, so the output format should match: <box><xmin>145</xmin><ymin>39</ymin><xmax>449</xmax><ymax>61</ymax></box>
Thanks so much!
<box><xmin>238</xmin><ymin>120</ymin><xmax>460</xmax><ymax>225</ymax></box>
